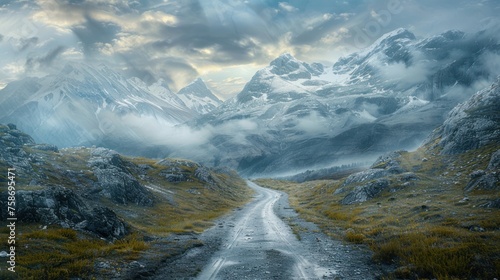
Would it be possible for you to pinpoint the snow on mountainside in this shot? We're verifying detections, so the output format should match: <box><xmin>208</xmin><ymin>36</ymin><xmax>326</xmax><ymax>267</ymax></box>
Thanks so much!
<box><xmin>0</xmin><ymin>63</ymin><xmax>219</xmax><ymax>149</ymax></box>
<box><xmin>189</xmin><ymin>28</ymin><xmax>500</xmax><ymax>176</ymax></box>
<box><xmin>0</xmin><ymin>28</ymin><xmax>497</xmax><ymax>177</ymax></box>
<box><xmin>127</xmin><ymin>77</ymin><xmax>188</xmax><ymax>112</ymax></box>
<box><xmin>178</xmin><ymin>78</ymin><xmax>222</xmax><ymax>115</ymax></box>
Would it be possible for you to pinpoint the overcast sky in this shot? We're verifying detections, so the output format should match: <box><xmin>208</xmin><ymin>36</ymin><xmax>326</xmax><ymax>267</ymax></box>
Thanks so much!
<box><xmin>0</xmin><ymin>0</ymin><xmax>499</xmax><ymax>99</ymax></box>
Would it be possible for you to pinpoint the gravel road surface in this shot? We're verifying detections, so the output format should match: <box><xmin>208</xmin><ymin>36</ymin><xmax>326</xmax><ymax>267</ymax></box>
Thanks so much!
<box><xmin>151</xmin><ymin>181</ymin><xmax>383</xmax><ymax>279</ymax></box>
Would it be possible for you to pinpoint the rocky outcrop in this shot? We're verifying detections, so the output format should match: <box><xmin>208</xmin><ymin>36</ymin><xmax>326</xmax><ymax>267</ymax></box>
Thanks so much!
<box><xmin>340</xmin><ymin>179</ymin><xmax>390</xmax><ymax>205</ymax></box>
<box><xmin>2</xmin><ymin>124</ymin><xmax>124</xmax><ymax>237</ymax></box>
<box><xmin>370</xmin><ymin>150</ymin><xmax>406</xmax><ymax>172</ymax></box>
<box><xmin>88</xmin><ymin>148</ymin><xmax>154</xmax><ymax>206</ymax></box>
<box><xmin>488</xmin><ymin>149</ymin><xmax>500</xmax><ymax>170</ymax></box>
<box><xmin>0</xmin><ymin>123</ymin><xmax>35</xmax><ymax>146</ymax></box>
<box><xmin>194</xmin><ymin>166</ymin><xmax>216</xmax><ymax>186</ymax></box>
<box><xmin>85</xmin><ymin>207</ymin><xmax>127</xmax><ymax>239</ymax></box>
<box><xmin>0</xmin><ymin>186</ymin><xmax>127</xmax><ymax>239</ymax></box>
<box><xmin>0</xmin><ymin>123</ymin><xmax>37</xmax><ymax>175</ymax></box>
<box><xmin>337</xmin><ymin>151</ymin><xmax>413</xmax><ymax>204</ymax></box>
<box><xmin>430</xmin><ymin>77</ymin><xmax>500</xmax><ymax>154</ymax></box>
<box><xmin>341</xmin><ymin>169</ymin><xmax>393</xmax><ymax>187</ymax></box>
<box><xmin>156</xmin><ymin>159</ymin><xmax>217</xmax><ymax>186</ymax></box>
<box><xmin>31</xmin><ymin>143</ymin><xmax>59</xmax><ymax>152</ymax></box>
<box><xmin>465</xmin><ymin>149</ymin><xmax>500</xmax><ymax>192</ymax></box>
<box><xmin>160</xmin><ymin>169</ymin><xmax>192</xmax><ymax>183</ymax></box>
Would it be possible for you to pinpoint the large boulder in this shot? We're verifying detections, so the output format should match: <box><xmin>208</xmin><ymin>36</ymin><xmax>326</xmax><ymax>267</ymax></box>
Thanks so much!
<box><xmin>465</xmin><ymin>150</ymin><xmax>500</xmax><ymax>192</ymax></box>
<box><xmin>340</xmin><ymin>179</ymin><xmax>390</xmax><ymax>205</ymax></box>
<box><xmin>88</xmin><ymin>148</ymin><xmax>153</xmax><ymax>206</ymax></box>
<box><xmin>342</xmin><ymin>169</ymin><xmax>392</xmax><ymax>187</ymax></box>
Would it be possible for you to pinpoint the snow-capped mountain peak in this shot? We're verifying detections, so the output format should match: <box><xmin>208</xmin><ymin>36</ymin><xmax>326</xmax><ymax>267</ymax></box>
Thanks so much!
<box><xmin>177</xmin><ymin>78</ymin><xmax>222</xmax><ymax>115</ymax></box>
<box><xmin>269</xmin><ymin>52</ymin><xmax>324</xmax><ymax>79</ymax></box>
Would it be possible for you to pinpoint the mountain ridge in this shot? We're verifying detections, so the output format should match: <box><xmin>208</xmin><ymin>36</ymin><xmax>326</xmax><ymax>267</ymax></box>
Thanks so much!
<box><xmin>0</xmin><ymin>28</ymin><xmax>498</xmax><ymax>176</ymax></box>
<box><xmin>0</xmin><ymin>63</ymin><xmax>221</xmax><ymax>150</ymax></box>
<box><xmin>187</xmin><ymin>28</ymin><xmax>499</xmax><ymax>176</ymax></box>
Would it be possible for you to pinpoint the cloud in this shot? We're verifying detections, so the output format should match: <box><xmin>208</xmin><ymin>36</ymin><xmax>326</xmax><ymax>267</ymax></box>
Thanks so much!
<box><xmin>278</xmin><ymin>2</ymin><xmax>298</xmax><ymax>13</ymax></box>
<box><xmin>1</xmin><ymin>0</ymin><xmax>499</xmax><ymax>99</ymax></box>
<box><xmin>294</xmin><ymin>112</ymin><xmax>330</xmax><ymax>135</ymax></box>
<box><xmin>481</xmin><ymin>52</ymin><xmax>500</xmax><ymax>79</ymax></box>
<box><xmin>374</xmin><ymin>50</ymin><xmax>436</xmax><ymax>86</ymax></box>
<box><xmin>25</xmin><ymin>46</ymin><xmax>65</xmax><ymax>72</ymax></box>
<box><xmin>71</xmin><ymin>14</ymin><xmax>121</xmax><ymax>57</ymax></box>
<box><xmin>17</xmin><ymin>36</ymin><xmax>38</xmax><ymax>51</ymax></box>
<box><xmin>3</xmin><ymin>61</ymin><xmax>25</xmax><ymax>76</ymax></box>
<box><xmin>105</xmin><ymin>112</ymin><xmax>261</xmax><ymax>161</ymax></box>
<box><xmin>120</xmin><ymin>54</ymin><xmax>198</xmax><ymax>89</ymax></box>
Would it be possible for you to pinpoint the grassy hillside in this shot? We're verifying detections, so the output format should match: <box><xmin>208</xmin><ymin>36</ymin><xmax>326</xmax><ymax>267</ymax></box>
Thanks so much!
<box><xmin>0</xmin><ymin>125</ymin><xmax>253</xmax><ymax>279</ymax></box>
<box><xmin>256</xmin><ymin>143</ymin><xmax>500</xmax><ymax>279</ymax></box>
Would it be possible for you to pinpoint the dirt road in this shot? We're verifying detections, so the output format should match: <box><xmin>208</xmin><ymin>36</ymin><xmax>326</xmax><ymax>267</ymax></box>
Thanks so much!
<box><xmin>152</xmin><ymin>181</ymin><xmax>382</xmax><ymax>279</ymax></box>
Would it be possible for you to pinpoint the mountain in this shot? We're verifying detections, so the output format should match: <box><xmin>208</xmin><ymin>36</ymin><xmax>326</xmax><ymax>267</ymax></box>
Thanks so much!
<box><xmin>178</xmin><ymin>78</ymin><xmax>222</xmax><ymax>115</ymax></box>
<box><xmin>428</xmin><ymin>76</ymin><xmax>500</xmax><ymax>154</ymax></box>
<box><xmin>338</xmin><ymin>76</ymin><xmax>500</xmax><ymax>205</ymax></box>
<box><xmin>0</xmin><ymin>28</ymin><xmax>497</xmax><ymax>177</ymax></box>
<box><xmin>255</xmin><ymin>77</ymin><xmax>500</xmax><ymax>280</ymax></box>
<box><xmin>188</xmin><ymin>28</ymin><xmax>500</xmax><ymax>176</ymax></box>
<box><xmin>0</xmin><ymin>64</ymin><xmax>220</xmax><ymax>152</ymax></box>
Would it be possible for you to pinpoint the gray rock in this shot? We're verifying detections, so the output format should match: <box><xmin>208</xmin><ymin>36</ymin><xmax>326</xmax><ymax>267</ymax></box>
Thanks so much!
<box><xmin>464</xmin><ymin>150</ymin><xmax>500</xmax><ymax>192</ymax></box>
<box><xmin>85</xmin><ymin>207</ymin><xmax>127</xmax><ymax>239</ymax></box>
<box><xmin>370</xmin><ymin>150</ymin><xmax>406</xmax><ymax>170</ymax></box>
<box><xmin>333</xmin><ymin>187</ymin><xmax>347</xmax><ymax>195</ymax></box>
<box><xmin>156</xmin><ymin>158</ymin><xmax>200</xmax><ymax>168</ymax></box>
<box><xmin>487</xmin><ymin>150</ymin><xmax>500</xmax><ymax>170</ymax></box>
<box><xmin>465</xmin><ymin>172</ymin><xmax>499</xmax><ymax>192</ymax></box>
<box><xmin>0</xmin><ymin>186</ymin><xmax>127</xmax><ymax>239</ymax></box>
<box><xmin>31</xmin><ymin>144</ymin><xmax>59</xmax><ymax>152</ymax></box>
<box><xmin>0</xmin><ymin>124</ymin><xmax>37</xmax><ymax>175</ymax></box>
<box><xmin>162</xmin><ymin>173</ymin><xmax>191</xmax><ymax>183</ymax></box>
<box><xmin>156</xmin><ymin>159</ymin><xmax>215</xmax><ymax>184</ymax></box>
<box><xmin>341</xmin><ymin>179</ymin><xmax>390</xmax><ymax>205</ymax></box>
<box><xmin>478</xmin><ymin>199</ymin><xmax>500</xmax><ymax>209</ymax></box>
<box><xmin>431</xmin><ymin>77</ymin><xmax>500</xmax><ymax>154</ymax></box>
<box><xmin>341</xmin><ymin>151</ymin><xmax>406</xmax><ymax>188</ymax></box>
<box><xmin>342</xmin><ymin>169</ymin><xmax>390</xmax><ymax>187</ymax></box>
<box><xmin>471</xmin><ymin>170</ymin><xmax>487</xmax><ymax>178</ymax></box>
<box><xmin>89</xmin><ymin>148</ymin><xmax>153</xmax><ymax>206</ymax></box>
<box><xmin>398</xmin><ymin>172</ymin><xmax>419</xmax><ymax>182</ymax></box>
<box><xmin>194</xmin><ymin>166</ymin><xmax>215</xmax><ymax>185</ymax></box>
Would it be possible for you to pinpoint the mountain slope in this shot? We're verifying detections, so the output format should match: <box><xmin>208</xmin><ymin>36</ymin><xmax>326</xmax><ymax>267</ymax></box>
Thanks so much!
<box><xmin>188</xmin><ymin>28</ymin><xmax>500</xmax><ymax>176</ymax></box>
<box><xmin>178</xmin><ymin>78</ymin><xmax>222</xmax><ymax>115</ymax></box>
<box><xmin>256</xmin><ymin>77</ymin><xmax>500</xmax><ymax>279</ymax></box>
<box><xmin>0</xmin><ymin>64</ymin><xmax>221</xmax><ymax>151</ymax></box>
<box><xmin>0</xmin><ymin>123</ymin><xmax>251</xmax><ymax>279</ymax></box>
<box><xmin>429</xmin><ymin>76</ymin><xmax>500</xmax><ymax>154</ymax></box>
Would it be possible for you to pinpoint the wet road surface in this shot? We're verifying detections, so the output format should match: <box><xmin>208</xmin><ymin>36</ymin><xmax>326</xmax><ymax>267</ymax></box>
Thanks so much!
<box><xmin>152</xmin><ymin>180</ymin><xmax>382</xmax><ymax>279</ymax></box>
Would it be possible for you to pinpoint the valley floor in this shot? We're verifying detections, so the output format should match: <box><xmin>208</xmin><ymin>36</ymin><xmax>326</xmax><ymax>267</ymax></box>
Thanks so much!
<box><xmin>150</xmin><ymin>181</ymin><xmax>382</xmax><ymax>279</ymax></box>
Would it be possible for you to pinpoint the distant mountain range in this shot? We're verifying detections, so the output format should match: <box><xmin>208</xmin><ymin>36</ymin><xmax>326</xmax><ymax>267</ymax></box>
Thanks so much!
<box><xmin>1</xmin><ymin>28</ymin><xmax>498</xmax><ymax>176</ymax></box>
<box><xmin>188</xmin><ymin>28</ymin><xmax>500</xmax><ymax>176</ymax></box>
<box><xmin>0</xmin><ymin>64</ymin><xmax>221</xmax><ymax>149</ymax></box>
